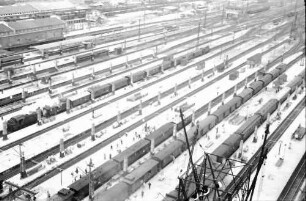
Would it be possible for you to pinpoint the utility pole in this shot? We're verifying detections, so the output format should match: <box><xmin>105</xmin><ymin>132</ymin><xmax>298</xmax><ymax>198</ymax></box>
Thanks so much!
<box><xmin>88</xmin><ymin>158</ymin><xmax>94</xmax><ymax>201</ymax></box>
<box><xmin>196</xmin><ymin>22</ymin><xmax>201</xmax><ymax>50</ymax></box>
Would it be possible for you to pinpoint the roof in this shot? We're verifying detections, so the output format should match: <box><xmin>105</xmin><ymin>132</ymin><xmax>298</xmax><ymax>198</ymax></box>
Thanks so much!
<box><xmin>0</xmin><ymin>23</ymin><xmax>12</xmax><ymax>33</ymax></box>
<box><xmin>7</xmin><ymin>17</ymin><xmax>64</xmax><ymax>31</ymax></box>
<box><xmin>0</xmin><ymin>4</ymin><xmax>37</xmax><ymax>15</ymax></box>
<box><xmin>26</xmin><ymin>1</ymin><xmax>76</xmax><ymax>11</ymax></box>
<box><xmin>31</xmin><ymin>35</ymin><xmax>96</xmax><ymax>50</ymax></box>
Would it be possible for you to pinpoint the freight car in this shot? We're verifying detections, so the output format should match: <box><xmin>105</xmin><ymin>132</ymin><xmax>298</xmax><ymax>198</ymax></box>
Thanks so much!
<box><xmin>0</xmin><ymin>54</ymin><xmax>24</xmax><ymax>69</ymax></box>
<box><xmin>49</xmin><ymin>64</ymin><xmax>304</xmax><ymax>201</ymax></box>
<box><xmin>3</xmin><ymin>46</ymin><xmax>210</xmax><ymax>135</ymax></box>
<box><xmin>96</xmin><ymin>66</ymin><xmax>305</xmax><ymax>201</ymax></box>
<box><xmin>246</xmin><ymin>5</ymin><xmax>270</xmax><ymax>14</ymax></box>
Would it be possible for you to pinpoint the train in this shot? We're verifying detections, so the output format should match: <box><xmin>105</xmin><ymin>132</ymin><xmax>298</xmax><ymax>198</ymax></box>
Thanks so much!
<box><xmin>246</xmin><ymin>5</ymin><xmax>270</xmax><ymax>14</ymax></box>
<box><xmin>2</xmin><ymin>46</ymin><xmax>210</xmax><ymax>135</ymax></box>
<box><xmin>0</xmin><ymin>54</ymin><xmax>24</xmax><ymax>69</ymax></box>
<box><xmin>49</xmin><ymin>61</ymin><xmax>305</xmax><ymax>201</ymax></box>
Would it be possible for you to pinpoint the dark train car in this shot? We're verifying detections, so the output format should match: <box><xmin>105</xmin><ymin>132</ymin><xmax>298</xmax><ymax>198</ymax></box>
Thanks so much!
<box><xmin>234</xmin><ymin>115</ymin><xmax>261</xmax><ymax>141</ymax></box>
<box><xmin>198</xmin><ymin>115</ymin><xmax>218</xmax><ymax>136</ymax></box>
<box><xmin>287</xmin><ymin>77</ymin><xmax>303</xmax><ymax>93</ymax></box>
<box><xmin>266</xmin><ymin>68</ymin><xmax>281</xmax><ymax>80</ymax></box>
<box><xmin>76</xmin><ymin>52</ymin><xmax>92</xmax><ymax>62</ymax></box>
<box><xmin>176</xmin><ymin>113</ymin><xmax>193</xmax><ymax>131</ymax></box>
<box><xmin>212</xmin><ymin>104</ymin><xmax>232</xmax><ymax>123</ymax></box>
<box><xmin>7</xmin><ymin>115</ymin><xmax>25</xmax><ymax>132</ymax></box>
<box><xmin>113</xmin><ymin>77</ymin><xmax>130</xmax><ymax>90</ymax></box>
<box><xmin>112</xmin><ymin>139</ymin><xmax>150</xmax><ymax>169</ymax></box>
<box><xmin>145</xmin><ymin>122</ymin><xmax>174</xmax><ymax>147</ymax></box>
<box><xmin>202</xmin><ymin>46</ymin><xmax>210</xmax><ymax>54</ymax></box>
<box><xmin>246</xmin><ymin>5</ymin><xmax>270</xmax><ymax>14</ymax></box>
<box><xmin>69</xmin><ymin>160</ymin><xmax>120</xmax><ymax>199</ymax></box>
<box><xmin>131</xmin><ymin>71</ymin><xmax>147</xmax><ymax>83</ymax></box>
<box><xmin>0</xmin><ymin>54</ymin><xmax>23</xmax><ymax>68</ymax></box>
<box><xmin>123</xmin><ymin>159</ymin><xmax>159</xmax><ymax>193</ymax></box>
<box><xmin>88</xmin><ymin>84</ymin><xmax>112</xmax><ymax>99</ymax></box>
<box><xmin>261</xmin><ymin>74</ymin><xmax>273</xmax><ymax>86</ymax></box>
<box><xmin>275</xmin><ymin>63</ymin><xmax>287</xmax><ymax>74</ymax></box>
<box><xmin>23</xmin><ymin>112</ymin><xmax>38</xmax><ymax>127</ymax></box>
<box><xmin>153</xmin><ymin>139</ymin><xmax>184</xmax><ymax>170</ymax></box>
<box><xmin>226</xmin><ymin>96</ymin><xmax>243</xmax><ymax>113</ymax></box>
<box><xmin>94</xmin><ymin>182</ymin><xmax>129</xmax><ymax>201</ymax></box>
<box><xmin>148</xmin><ymin>65</ymin><xmax>162</xmax><ymax>76</ymax></box>
<box><xmin>213</xmin><ymin>134</ymin><xmax>241</xmax><ymax>163</ymax></box>
<box><xmin>93</xmin><ymin>49</ymin><xmax>109</xmax><ymax>57</ymax></box>
<box><xmin>68</xmin><ymin>92</ymin><xmax>91</xmax><ymax>108</ymax></box>
<box><xmin>248</xmin><ymin>80</ymin><xmax>264</xmax><ymax>94</ymax></box>
<box><xmin>49</xmin><ymin>188</ymin><xmax>74</xmax><ymax>201</ymax></box>
<box><xmin>255</xmin><ymin>99</ymin><xmax>278</xmax><ymax>121</ymax></box>
<box><xmin>0</xmin><ymin>92</ymin><xmax>23</xmax><ymax>107</ymax></box>
<box><xmin>237</xmin><ymin>88</ymin><xmax>254</xmax><ymax>103</ymax></box>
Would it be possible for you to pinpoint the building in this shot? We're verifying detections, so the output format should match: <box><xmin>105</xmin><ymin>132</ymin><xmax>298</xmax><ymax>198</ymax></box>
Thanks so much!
<box><xmin>0</xmin><ymin>17</ymin><xmax>65</xmax><ymax>49</ymax></box>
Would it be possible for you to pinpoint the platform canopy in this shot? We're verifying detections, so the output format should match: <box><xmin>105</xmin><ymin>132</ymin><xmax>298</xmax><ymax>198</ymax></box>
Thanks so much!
<box><xmin>31</xmin><ymin>35</ymin><xmax>98</xmax><ymax>51</ymax></box>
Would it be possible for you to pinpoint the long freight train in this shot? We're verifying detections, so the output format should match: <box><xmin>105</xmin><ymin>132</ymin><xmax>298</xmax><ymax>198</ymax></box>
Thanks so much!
<box><xmin>2</xmin><ymin>46</ymin><xmax>210</xmax><ymax>135</ymax></box>
<box><xmin>48</xmin><ymin>61</ymin><xmax>305</xmax><ymax>201</ymax></box>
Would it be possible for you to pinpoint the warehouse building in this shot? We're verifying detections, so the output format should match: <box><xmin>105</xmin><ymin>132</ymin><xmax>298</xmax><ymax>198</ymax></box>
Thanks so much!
<box><xmin>0</xmin><ymin>17</ymin><xmax>65</xmax><ymax>49</ymax></box>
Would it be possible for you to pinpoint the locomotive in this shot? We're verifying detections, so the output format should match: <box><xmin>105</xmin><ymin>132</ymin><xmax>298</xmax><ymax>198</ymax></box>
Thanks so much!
<box><xmin>49</xmin><ymin>62</ymin><xmax>305</xmax><ymax>200</ymax></box>
<box><xmin>3</xmin><ymin>46</ymin><xmax>210</xmax><ymax>134</ymax></box>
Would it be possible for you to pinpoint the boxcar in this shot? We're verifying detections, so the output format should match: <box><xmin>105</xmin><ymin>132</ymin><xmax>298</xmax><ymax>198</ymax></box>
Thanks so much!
<box><xmin>153</xmin><ymin>140</ymin><xmax>184</xmax><ymax>170</ymax></box>
<box><xmin>112</xmin><ymin>139</ymin><xmax>150</xmax><ymax>169</ymax></box>
<box><xmin>123</xmin><ymin>159</ymin><xmax>159</xmax><ymax>193</ymax></box>
<box><xmin>234</xmin><ymin>115</ymin><xmax>261</xmax><ymax>141</ymax></box>
<box><xmin>145</xmin><ymin>122</ymin><xmax>174</xmax><ymax>147</ymax></box>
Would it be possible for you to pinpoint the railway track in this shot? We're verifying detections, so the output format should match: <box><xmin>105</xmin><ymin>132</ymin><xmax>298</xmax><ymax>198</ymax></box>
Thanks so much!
<box><xmin>0</xmin><ymin>6</ymin><xmax>294</xmax><ymax>82</ymax></box>
<box><xmin>0</xmin><ymin>19</ymin><xmax>290</xmax><ymax>118</ymax></box>
<box><xmin>0</xmin><ymin>17</ymin><xmax>227</xmax><ymax>88</ymax></box>
<box><xmin>277</xmin><ymin>152</ymin><xmax>306</xmax><ymax>201</ymax></box>
<box><xmin>222</xmin><ymin>94</ymin><xmax>306</xmax><ymax>199</ymax></box>
<box><xmin>0</xmin><ymin>23</ymin><xmax>252</xmax><ymax>116</ymax></box>
<box><xmin>0</xmin><ymin>13</ymin><xmax>221</xmax><ymax>75</ymax></box>
<box><xmin>0</xmin><ymin>31</ymin><xmax>299</xmax><ymax>189</ymax></box>
<box><xmin>9</xmin><ymin>41</ymin><xmax>304</xmax><ymax>198</ymax></box>
<box><xmin>0</xmin><ymin>25</ymin><xmax>285</xmax><ymax>150</ymax></box>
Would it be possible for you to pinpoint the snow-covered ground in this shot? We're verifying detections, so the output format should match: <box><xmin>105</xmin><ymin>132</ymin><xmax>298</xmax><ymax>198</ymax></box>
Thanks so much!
<box><xmin>0</xmin><ymin>27</ymin><xmax>292</xmax><ymax>180</ymax></box>
<box><xmin>0</xmin><ymin>22</ymin><xmax>298</xmax><ymax>198</ymax></box>
<box><xmin>0</xmin><ymin>25</ymin><xmax>250</xmax><ymax>131</ymax></box>
<box><xmin>109</xmin><ymin>56</ymin><xmax>304</xmax><ymax>201</ymax></box>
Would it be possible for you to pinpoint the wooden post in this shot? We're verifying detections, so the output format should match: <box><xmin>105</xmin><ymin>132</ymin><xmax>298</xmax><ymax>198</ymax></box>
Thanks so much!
<box><xmin>174</xmin><ymin>83</ymin><xmax>178</xmax><ymax>96</ymax></box>
<box><xmin>222</xmin><ymin>93</ymin><xmax>226</xmax><ymax>105</ymax></box>
<box><xmin>139</xmin><ymin>99</ymin><xmax>143</xmax><ymax>115</ymax></box>
<box><xmin>66</xmin><ymin>99</ymin><xmax>71</xmax><ymax>113</ymax></box>
<box><xmin>20</xmin><ymin>146</ymin><xmax>27</xmax><ymax>179</ymax></box>
<box><xmin>234</xmin><ymin>84</ymin><xmax>237</xmax><ymax>97</ymax></box>
<box><xmin>123</xmin><ymin>156</ymin><xmax>128</xmax><ymax>172</ymax></box>
<box><xmin>208</xmin><ymin>101</ymin><xmax>211</xmax><ymax>115</ymax></box>
<box><xmin>91</xmin><ymin>123</ymin><xmax>95</xmax><ymax>141</ymax></box>
<box><xmin>117</xmin><ymin>110</ymin><xmax>121</xmax><ymax>123</ymax></box>
<box><xmin>2</xmin><ymin>120</ymin><xmax>8</xmax><ymax>140</ymax></box>
<box><xmin>150</xmin><ymin>139</ymin><xmax>155</xmax><ymax>155</ymax></box>
<box><xmin>37</xmin><ymin>107</ymin><xmax>42</xmax><ymax>125</ymax></box>
<box><xmin>173</xmin><ymin>124</ymin><xmax>177</xmax><ymax>139</ymax></box>
<box><xmin>130</xmin><ymin>72</ymin><xmax>133</xmax><ymax>86</ymax></box>
<box><xmin>253</xmin><ymin>126</ymin><xmax>258</xmax><ymax>143</ymax></box>
<box><xmin>112</xmin><ymin>83</ymin><xmax>115</xmax><ymax>95</ymax></box>
<box><xmin>60</xmin><ymin>138</ymin><xmax>65</xmax><ymax>158</ymax></box>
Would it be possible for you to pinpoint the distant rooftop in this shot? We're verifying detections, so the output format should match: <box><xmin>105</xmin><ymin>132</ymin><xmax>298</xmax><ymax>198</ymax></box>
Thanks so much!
<box><xmin>25</xmin><ymin>0</ymin><xmax>76</xmax><ymax>11</ymax></box>
<box><xmin>0</xmin><ymin>23</ymin><xmax>13</xmax><ymax>33</ymax></box>
<box><xmin>7</xmin><ymin>17</ymin><xmax>64</xmax><ymax>31</ymax></box>
<box><xmin>0</xmin><ymin>4</ymin><xmax>37</xmax><ymax>15</ymax></box>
